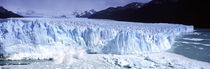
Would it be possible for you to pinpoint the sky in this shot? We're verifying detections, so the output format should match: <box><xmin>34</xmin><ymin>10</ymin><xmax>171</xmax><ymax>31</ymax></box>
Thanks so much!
<box><xmin>0</xmin><ymin>0</ymin><xmax>151</xmax><ymax>16</ymax></box>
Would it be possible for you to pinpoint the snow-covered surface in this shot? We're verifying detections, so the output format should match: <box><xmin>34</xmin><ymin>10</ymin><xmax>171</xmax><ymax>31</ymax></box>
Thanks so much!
<box><xmin>0</xmin><ymin>18</ymin><xmax>193</xmax><ymax>59</ymax></box>
<box><xmin>1</xmin><ymin>18</ymin><xmax>209</xmax><ymax>69</ymax></box>
<box><xmin>0</xmin><ymin>52</ymin><xmax>209</xmax><ymax>69</ymax></box>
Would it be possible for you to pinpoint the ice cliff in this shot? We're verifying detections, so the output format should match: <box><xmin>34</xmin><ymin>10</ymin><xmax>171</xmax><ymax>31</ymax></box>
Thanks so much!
<box><xmin>0</xmin><ymin>18</ymin><xmax>193</xmax><ymax>59</ymax></box>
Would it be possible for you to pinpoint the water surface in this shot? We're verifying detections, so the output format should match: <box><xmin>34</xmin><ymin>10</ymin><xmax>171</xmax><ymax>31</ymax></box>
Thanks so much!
<box><xmin>170</xmin><ymin>29</ymin><xmax>210</xmax><ymax>63</ymax></box>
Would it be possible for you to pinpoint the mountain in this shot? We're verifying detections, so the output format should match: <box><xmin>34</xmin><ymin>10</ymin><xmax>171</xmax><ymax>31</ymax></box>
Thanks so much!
<box><xmin>89</xmin><ymin>2</ymin><xmax>144</xmax><ymax>20</ymax></box>
<box><xmin>89</xmin><ymin>0</ymin><xmax>210</xmax><ymax>28</ymax></box>
<box><xmin>0</xmin><ymin>6</ymin><xmax>23</xmax><ymax>18</ymax></box>
<box><xmin>73</xmin><ymin>9</ymin><xmax>96</xmax><ymax>18</ymax></box>
<box><xmin>16</xmin><ymin>10</ymin><xmax>36</xmax><ymax>16</ymax></box>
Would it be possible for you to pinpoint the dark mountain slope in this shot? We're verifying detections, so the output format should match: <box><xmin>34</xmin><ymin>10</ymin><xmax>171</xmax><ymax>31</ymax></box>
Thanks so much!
<box><xmin>89</xmin><ymin>0</ymin><xmax>210</xmax><ymax>28</ymax></box>
<box><xmin>0</xmin><ymin>6</ymin><xmax>23</xmax><ymax>19</ymax></box>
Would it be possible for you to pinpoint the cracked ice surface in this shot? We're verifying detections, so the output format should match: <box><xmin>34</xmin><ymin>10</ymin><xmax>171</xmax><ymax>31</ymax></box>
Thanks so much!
<box><xmin>0</xmin><ymin>18</ymin><xmax>193</xmax><ymax>59</ymax></box>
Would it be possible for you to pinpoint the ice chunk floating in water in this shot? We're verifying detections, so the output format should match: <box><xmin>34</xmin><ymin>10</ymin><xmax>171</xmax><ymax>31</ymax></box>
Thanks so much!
<box><xmin>0</xmin><ymin>18</ymin><xmax>193</xmax><ymax>59</ymax></box>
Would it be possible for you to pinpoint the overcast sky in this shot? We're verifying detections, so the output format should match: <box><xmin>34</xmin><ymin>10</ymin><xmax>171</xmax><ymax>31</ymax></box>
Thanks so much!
<box><xmin>0</xmin><ymin>0</ymin><xmax>151</xmax><ymax>15</ymax></box>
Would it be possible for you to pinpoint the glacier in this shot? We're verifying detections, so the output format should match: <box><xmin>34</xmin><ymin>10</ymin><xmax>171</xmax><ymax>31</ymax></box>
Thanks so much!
<box><xmin>0</xmin><ymin>18</ymin><xmax>193</xmax><ymax>59</ymax></box>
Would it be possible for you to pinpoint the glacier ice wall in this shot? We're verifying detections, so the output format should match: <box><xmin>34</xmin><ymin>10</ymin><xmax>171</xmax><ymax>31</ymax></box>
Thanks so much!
<box><xmin>0</xmin><ymin>18</ymin><xmax>193</xmax><ymax>58</ymax></box>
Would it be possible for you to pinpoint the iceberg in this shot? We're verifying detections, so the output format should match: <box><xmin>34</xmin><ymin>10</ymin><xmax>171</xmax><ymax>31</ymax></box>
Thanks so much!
<box><xmin>0</xmin><ymin>18</ymin><xmax>193</xmax><ymax>59</ymax></box>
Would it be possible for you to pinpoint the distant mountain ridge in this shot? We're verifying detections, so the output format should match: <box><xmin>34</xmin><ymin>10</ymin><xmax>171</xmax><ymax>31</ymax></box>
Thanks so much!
<box><xmin>89</xmin><ymin>0</ymin><xmax>210</xmax><ymax>28</ymax></box>
<box><xmin>89</xmin><ymin>2</ymin><xmax>144</xmax><ymax>20</ymax></box>
<box><xmin>73</xmin><ymin>9</ymin><xmax>96</xmax><ymax>18</ymax></box>
<box><xmin>0</xmin><ymin>6</ymin><xmax>23</xmax><ymax>18</ymax></box>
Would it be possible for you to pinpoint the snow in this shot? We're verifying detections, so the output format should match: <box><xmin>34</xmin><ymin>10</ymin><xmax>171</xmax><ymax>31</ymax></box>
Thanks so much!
<box><xmin>0</xmin><ymin>18</ymin><xmax>193</xmax><ymax>59</ymax></box>
<box><xmin>0</xmin><ymin>52</ymin><xmax>209</xmax><ymax>69</ymax></box>
<box><xmin>0</xmin><ymin>18</ymin><xmax>209</xmax><ymax>69</ymax></box>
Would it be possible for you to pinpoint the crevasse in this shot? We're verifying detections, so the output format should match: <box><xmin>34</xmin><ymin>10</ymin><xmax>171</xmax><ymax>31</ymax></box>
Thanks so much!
<box><xmin>0</xmin><ymin>18</ymin><xmax>193</xmax><ymax>58</ymax></box>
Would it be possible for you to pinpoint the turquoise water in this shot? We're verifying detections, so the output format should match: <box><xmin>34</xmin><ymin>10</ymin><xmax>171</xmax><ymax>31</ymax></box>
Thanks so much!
<box><xmin>171</xmin><ymin>29</ymin><xmax>210</xmax><ymax>63</ymax></box>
